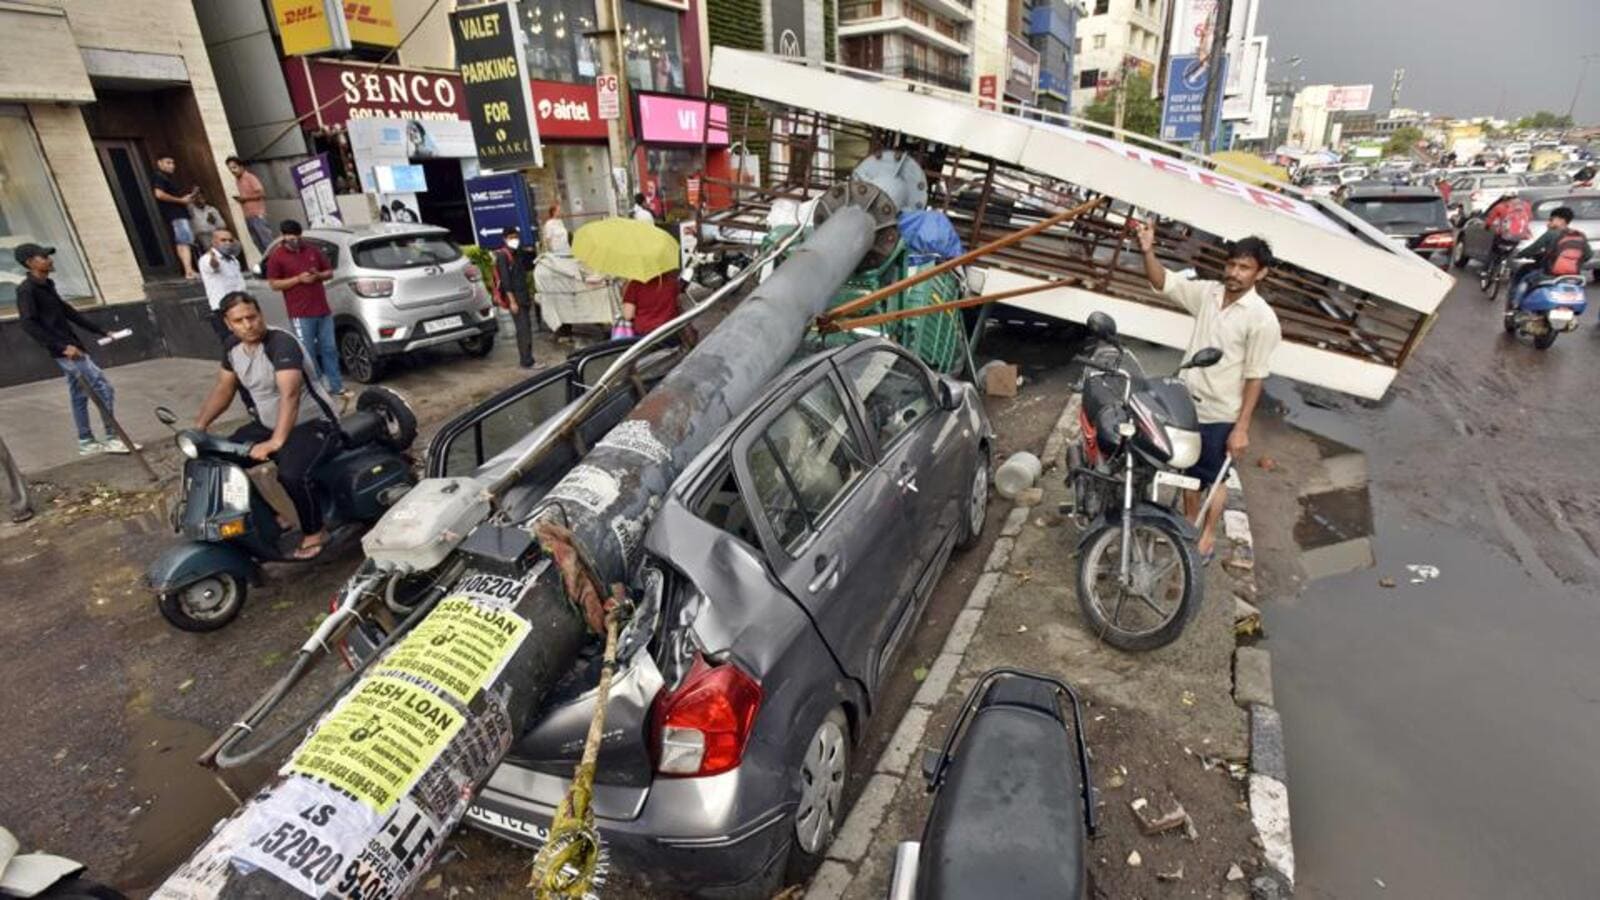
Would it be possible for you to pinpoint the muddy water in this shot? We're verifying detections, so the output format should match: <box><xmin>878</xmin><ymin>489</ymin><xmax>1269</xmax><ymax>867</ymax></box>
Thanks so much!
<box><xmin>1261</xmin><ymin>282</ymin><xmax>1600</xmax><ymax>899</ymax></box>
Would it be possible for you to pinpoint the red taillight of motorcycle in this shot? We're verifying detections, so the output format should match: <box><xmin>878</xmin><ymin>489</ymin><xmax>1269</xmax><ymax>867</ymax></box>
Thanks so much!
<box><xmin>1077</xmin><ymin>404</ymin><xmax>1100</xmax><ymax>465</ymax></box>
<box><xmin>652</xmin><ymin>654</ymin><xmax>763</xmax><ymax>777</ymax></box>
<box><xmin>1418</xmin><ymin>231</ymin><xmax>1455</xmax><ymax>249</ymax></box>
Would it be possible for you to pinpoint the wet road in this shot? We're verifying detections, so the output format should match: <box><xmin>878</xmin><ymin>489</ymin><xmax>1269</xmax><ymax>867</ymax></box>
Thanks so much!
<box><xmin>1248</xmin><ymin>274</ymin><xmax>1600</xmax><ymax>898</ymax></box>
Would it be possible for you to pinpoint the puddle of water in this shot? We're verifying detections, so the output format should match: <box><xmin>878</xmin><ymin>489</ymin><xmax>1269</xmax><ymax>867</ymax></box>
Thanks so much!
<box><xmin>114</xmin><ymin>711</ymin><xmax>272</xmax><ymax>890</ymax></box>
<box><xmin>1287</xmin><ymin>420</ymin><xmax>1378</xmax><ymax>582</ymax></box>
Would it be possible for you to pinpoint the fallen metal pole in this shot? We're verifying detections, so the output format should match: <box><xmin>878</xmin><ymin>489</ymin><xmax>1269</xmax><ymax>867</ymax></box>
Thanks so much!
<box><xmin>74</xmin><ymin>373</ymin><xmax>159</xmax><ymax>482</ymax></box>
<box><xmin>819</xmin><ymin>279</ymin><xmax>1068</xmax><ymax>333</ymax></box>
<box><xmin>156</xmin><ymin>188</ymin><xmax>889</xmax><ymax>900</ymax></box>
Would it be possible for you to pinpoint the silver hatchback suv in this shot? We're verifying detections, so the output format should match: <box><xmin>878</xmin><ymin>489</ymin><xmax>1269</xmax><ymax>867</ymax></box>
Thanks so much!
<box><xmin>300</xmin><ymin>224</ymin><xmax>497</xmax><ymax>382</ymax></box>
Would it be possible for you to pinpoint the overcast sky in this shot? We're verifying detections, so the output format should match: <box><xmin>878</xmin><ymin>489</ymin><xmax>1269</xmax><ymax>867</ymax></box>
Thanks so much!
<box><xmin>1257</xmin><ymin>0</ymin><xmax>1600</xmax><ymax>123</ymax></box>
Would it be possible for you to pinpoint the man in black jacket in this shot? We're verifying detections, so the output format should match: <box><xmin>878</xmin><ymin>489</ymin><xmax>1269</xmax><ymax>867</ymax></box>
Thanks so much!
<box><xmin>493</xmin><ymin>226</ymin><xmax>537</xmax><ymax>368</ymax></box>
<box><xmin>15</xmin><ymin>244</ymin><xmax>131</xmax><ymax>456</ymax></box>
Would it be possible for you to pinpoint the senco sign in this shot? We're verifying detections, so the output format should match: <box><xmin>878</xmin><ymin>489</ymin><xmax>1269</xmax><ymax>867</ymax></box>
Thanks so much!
<box><xmin>284</xmin><ymin>59</ymin><xmax>467</xmax><ymax>126</ymax></box>
<box><xmin>531</xmin><ymin>80</ymin><xmax>607</xmax><ymax>140</ymax></box>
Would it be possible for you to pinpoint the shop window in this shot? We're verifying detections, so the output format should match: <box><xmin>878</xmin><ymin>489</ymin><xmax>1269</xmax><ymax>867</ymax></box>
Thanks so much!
<box><xmin>1093</xmin><ymin>0</ymin><xmax>1108</xmax><ymax>14</ymax></box>
<box><xmin>524</xmin><ymin>144</ymin><xmax>615</xmax><ymax>231</ymax></box>
<box><xmin>842</xmin><ymin>34</ymin><xmax>884</xmax><ymax>69</ymax></box>
<box><xmin>1093</xmin><ymin>33</ymin><xmax>1105</xmax><ymax>49</ymax></box>
<box><xmin>622</xmin><ymin>0</ymin><xmax>685</xmax><ymax>94</ymax></box>
<box><xmin>0</xmin><ymin>108</ymin><xmax>92</xmax><ymax>315</ymax></box>
<box><xmin>1079</xmin><ymin>68</ymin><xmax>1099</xmax><ymax>88</ymax></box>
<box><xmin>519</xmin><ymin>0</ymin><xmax>603</xmax><ymax>84</ymax></box>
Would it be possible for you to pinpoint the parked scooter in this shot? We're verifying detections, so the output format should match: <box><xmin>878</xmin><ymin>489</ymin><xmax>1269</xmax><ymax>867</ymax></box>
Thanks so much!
<box><xmin>146</xmin><ymin>388</ymin><xmax>418</xmax><ymax>632</ymax></box>
<box><xmin>887</xmin><ymin>668</ymin><xmax>1097</xmax><ymax>900</ymax></box>
<box><xmin>1066</xmin><ymin>312</ymin><xmax>1222</xmax><ymax>651</ymax></box>
<box><xmin>1504</xmin><ymin>273</ymin><xmax>1588</xmax><ymax>349</ymax></box>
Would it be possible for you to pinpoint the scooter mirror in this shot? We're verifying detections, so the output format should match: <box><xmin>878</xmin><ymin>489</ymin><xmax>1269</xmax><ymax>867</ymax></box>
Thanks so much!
<box><xmin>1185</xmin><ymin>347</ymin><xmax>1224</xmax><ymax>369</ymax></box>
<box><xmin>155</xmin><ymin>406</ymin><xmax>179</xmax><ymax>426</ymax></box>
<box><xmin>1086</xmin><ymin>311</ymin><xmax>1117</xmax><ymax>339</ymax></box>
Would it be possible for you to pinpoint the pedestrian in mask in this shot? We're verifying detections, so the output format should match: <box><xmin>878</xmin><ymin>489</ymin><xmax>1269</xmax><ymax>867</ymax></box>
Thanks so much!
<box><xmin>493</xmin><ymin>226</ymin><xmax>536</xmax><ymax>368</ymax></box>
<box><xmin>200</xmin><ymin>228</ymin><xmax>249</xmax><ymax>342</ymax></box>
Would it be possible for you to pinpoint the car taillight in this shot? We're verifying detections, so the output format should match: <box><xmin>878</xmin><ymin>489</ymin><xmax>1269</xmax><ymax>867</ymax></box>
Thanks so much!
<box><xmin>652</xmin><ymin>654</ymin><xmax>763</xmax><ymax>777</ymax></box>
<box><xmin>464</xmin><ymin>266</ymin><xmax>482</xmax><ymax>283</ymax></box>
<box><xmin>1418</xmin><ymin>231</ymin><xmax>1455</xmax><ymax>249</ymax></box>
<box><xmin>351</xmin><ymin>277</ymin><xmax>395</xmax><ymax>298</ymax></box>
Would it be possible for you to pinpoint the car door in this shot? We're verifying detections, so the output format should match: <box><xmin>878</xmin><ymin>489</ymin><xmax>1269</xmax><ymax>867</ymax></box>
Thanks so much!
<box><xmin>426</xmin><ymin>366</ymin><xmax>575</xmax><ymax>478</ymax></box>
<box><xmin>733</xmin><ymin>368</ymin><xmax>907</xmax><ymax>694</ymax></box>
<box><xmin>833</xmin><ymin>345</ymin><xmax>960</xmax><ymax>666</ymax></box>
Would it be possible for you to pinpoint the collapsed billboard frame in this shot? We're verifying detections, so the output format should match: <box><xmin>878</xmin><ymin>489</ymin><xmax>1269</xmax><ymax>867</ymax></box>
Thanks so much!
<box><xmin>703</xmin><ymin>49</ymin><xmax>1455</xmax><ymax>399</ymax></box>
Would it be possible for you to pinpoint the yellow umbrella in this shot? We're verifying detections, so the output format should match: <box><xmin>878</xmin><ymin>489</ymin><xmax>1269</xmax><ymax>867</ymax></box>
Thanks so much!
<box><xmin>571</xmin><ymin>217</ymin><xmax>680</xmax><ymax>282</ymax></box>
<box><xmin>1211</xmin><ymin>151</ymin><xmax>1290</xmax><ymax>187</ymax></box>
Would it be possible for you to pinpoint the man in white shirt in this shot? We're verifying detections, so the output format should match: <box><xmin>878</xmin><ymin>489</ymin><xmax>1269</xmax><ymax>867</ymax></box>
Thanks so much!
<box><xmin>631</xmin><ymin>192</ymin><xmax>656</xmax><ymax>223</ymax></box>
<box><xmin>1136</xmin><ymin>222</ymin><xmax>1282</xmax><ymax>562</ymax></box>
<box><xmin>199</xmin><ymin>228</ymin><xmax>248</xmax><ymax>342</ymax></box>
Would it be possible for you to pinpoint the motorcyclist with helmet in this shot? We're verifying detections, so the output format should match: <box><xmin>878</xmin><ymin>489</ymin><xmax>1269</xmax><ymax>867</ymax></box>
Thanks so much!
<box><xmin>1508</xmin><ymin>206</ymin><xmax>1592</xmax><ymax>303</ymax></box>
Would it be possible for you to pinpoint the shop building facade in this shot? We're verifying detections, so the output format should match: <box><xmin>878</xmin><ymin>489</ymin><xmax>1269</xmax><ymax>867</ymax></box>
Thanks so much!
<box><xmin>0</xmin><ymin>0</ymin><xmax>250</xmax><ymax>386</ymax></box>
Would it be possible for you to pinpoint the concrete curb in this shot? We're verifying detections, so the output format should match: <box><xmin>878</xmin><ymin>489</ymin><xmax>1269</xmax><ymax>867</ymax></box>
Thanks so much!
<box><xmin>1223</xmin><ymin>470</ymin><xmax>1297</xmax><ymax>894</ymax></box>
<box><xmin>803</xmin><ymin>400</ymin><xmax>1082</xmax><ymax>900</ymax></box>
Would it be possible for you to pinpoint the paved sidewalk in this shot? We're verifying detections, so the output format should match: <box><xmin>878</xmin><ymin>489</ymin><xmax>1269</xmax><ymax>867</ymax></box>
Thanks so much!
<box><xmin>810</xmin><ymin>398</ymin><xmax>1259</xmax><ymax>899</ymax></box>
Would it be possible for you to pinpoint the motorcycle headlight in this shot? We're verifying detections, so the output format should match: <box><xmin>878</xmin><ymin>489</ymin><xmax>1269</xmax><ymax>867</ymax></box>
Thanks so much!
<box><xmin>175</xmin><ymin>433</ymin><xmax>199</xmax><ymax>460</ymax></box>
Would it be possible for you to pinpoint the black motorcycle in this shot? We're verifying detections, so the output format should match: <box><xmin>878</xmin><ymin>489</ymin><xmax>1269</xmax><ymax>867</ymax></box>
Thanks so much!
<box><xmin>146</xmin><ymin>388</ymin><xmax>418</xmax><ymax>632</ymax></box>
<box><xmin>887</xmin><ymin>668</ymin><xmax>1098</xmax><ymax>900</ymax></box>
<box><xmin>1066</xmin><ymin>312</ymin><xmax>1221</xmax><ymax>651</ymax></box>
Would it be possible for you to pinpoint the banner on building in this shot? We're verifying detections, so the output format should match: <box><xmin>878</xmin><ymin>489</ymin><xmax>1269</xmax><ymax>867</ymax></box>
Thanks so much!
<box><xmin>532</xmin><ymin>79</ymin><xmax>608</xmax><ymax>139</ymax></box>
<box><xmin>635</xmin><ymin>93</ymin><xmax>730</xmax><ymax>146</ymax></box>
<box><xmin>978</xmin><ymin>75</ymin><xmax>998</xmax><ymax>111</ymax></box>
<box><xmin>292</xmin><ymin>154</ymin><xmax>343</xmax><ymax>227</ymax></box>
<box><xmin>450</xmin><ymin>1</ymin><xmax>543</xmax><ymax>170</ymax></box>
<box><xmin>1005</xmin><ymin>35</ymin><xmax>1039</xmax><ymax>103</ymax></box>
<box><xmin>466</xmin><ymin>173</ymin><xmax>534</xmax><ymax>250</ymax></box>
<box><xmin>284</xmin><ymin>59</ymin><xmax>468</xmax><ymax>128</ymax></box>
<box><xmin>344</xmin><ymin>1</ymin><xmax>399</xmax><ymax>47</ymax></box>
<box><xmin>273</xmin><ymin>0</ymin><xmax>351</xmax><ymax>56</ymax></box>
<box><xmin>596</xmin><ymin>74</ymin><xmax>621</xmax><ymax>120</ymax></box>
<box><xmin>1161</xmin><ymin>54</ymin><xmax>1227</xmax><ymax>145</ymax></box>
<box><xmin>1326</xmin><ymin>85</ymin><xmax>1374</xmax><ymax>112</ymax></box>
<box><xmin>770</xmin><ymin>0</ymin><xmax>807</xmax><ymax>58</ymax></box>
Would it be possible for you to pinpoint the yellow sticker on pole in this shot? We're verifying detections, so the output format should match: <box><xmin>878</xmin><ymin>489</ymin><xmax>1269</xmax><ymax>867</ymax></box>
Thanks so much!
<box><xmin>287</xmin><ymin>675</ymin><xmax>464</xmax><ymax>812</ymax></box>
<box><xmin>375</xmin><ymin>596</ymin><xmax>531</xmax><ymax>704</ymax></box>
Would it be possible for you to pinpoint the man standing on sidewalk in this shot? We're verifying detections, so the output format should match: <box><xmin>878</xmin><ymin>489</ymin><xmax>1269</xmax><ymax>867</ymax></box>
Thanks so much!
<box><xmin>493</xmin><ymin>226</ymin><xmax>537</xmax><ymax>368</ymax></box>
<box><xmin>199</xmin><ymin>228</ymin><xmax>247</xmax><ymax>342</ymax></box>
<box><xmin>265</xmin><ymin>220</ymin><xmax>346</xmax><ymax>400</ymax></box>
<box><xmin>14</xmin><ymin>244</ymin><xmax>132</xmax><ymax>456</ymax></box>
<box><xmin>227</xmin><ymin>156</ymin><xmax>273</xmax><ymax>253</ymax></box>
<box><xmin>1136</xmin><ymin>222</ymin><xmax>1281</xmax><ymax>562</ymax></box>
<box><xmin>152</xmin><ymin>155</ymin><xmax>199</xmax><ymax>279</ymax></box>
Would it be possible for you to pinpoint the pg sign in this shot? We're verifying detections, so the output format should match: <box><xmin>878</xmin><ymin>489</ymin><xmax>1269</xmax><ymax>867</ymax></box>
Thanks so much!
<box><xmin>450</xmin><ymin>1</ymin><xmax>543</xmax><ymax>170</ymax></box>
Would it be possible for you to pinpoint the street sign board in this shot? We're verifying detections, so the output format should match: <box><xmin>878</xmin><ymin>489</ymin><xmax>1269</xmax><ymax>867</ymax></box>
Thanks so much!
<box><xmin>597</xmin><ymin>73</ymin><xmax>620</xmax><ymax>120</ymax></box>
<box><xmin>1161</xmin><ymin>54</ymin><xmax>1227</xmax><ymax>145</ymax></box>
<box><xmin>450</xmin><ymin>1</ymin><xmax>542</xmax><ymax>170</ymax></box>
<box><xmin>466</xmin><ymin>173</ymin><xmax>534</xmax><ymax>250</ymax></box>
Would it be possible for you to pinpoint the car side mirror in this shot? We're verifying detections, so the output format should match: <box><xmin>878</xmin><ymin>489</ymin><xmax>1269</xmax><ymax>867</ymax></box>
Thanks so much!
<box><xmin>937</xmin><ymin>379</ymin><xmax>962</xmax><ymax>412</ymax></box>
<box><xmin>1184</xmin><ymin>347</ymin><xmax>1224</xmax><ymax>369</ymax></box>
<box><xmin>1086</xmin><ymin>311</ymin><xmax>1117</xmax><ymax>339</ymax></box>
<box><xmin>155</xmin><ymin>406</ymin><xmax>178</xmax><ymax>426</ymax></box>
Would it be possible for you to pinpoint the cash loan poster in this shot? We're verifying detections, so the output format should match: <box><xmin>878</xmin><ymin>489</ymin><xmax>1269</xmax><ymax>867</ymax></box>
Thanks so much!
<box><xmin>450</xmin><ymin>1</ymin><xmax>543</xmax><ymax>170</ymax></box>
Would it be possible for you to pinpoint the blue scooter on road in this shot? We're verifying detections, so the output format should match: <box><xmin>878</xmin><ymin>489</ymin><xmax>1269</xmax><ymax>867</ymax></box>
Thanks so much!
<box><xmin>1504</xmin><ymin>273</ymin><xmax>1588</xmax><ymax>350</ymax></box>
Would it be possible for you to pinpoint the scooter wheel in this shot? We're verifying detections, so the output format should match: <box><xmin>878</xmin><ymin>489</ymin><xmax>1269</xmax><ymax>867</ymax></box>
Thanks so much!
<box><xmin>357</xmin><ymin>387</ymin><xmax>419</xmax><ymax>452</ymax></box>
<box><xmin>1534</xmin><ymin>330</ymin><xmax>1559</xmax><ymax>350</ymax></box>
<box><xmin>159</xmin><ymin>573</ymin><xmax>247</xmax><ymax>632</ymax></box>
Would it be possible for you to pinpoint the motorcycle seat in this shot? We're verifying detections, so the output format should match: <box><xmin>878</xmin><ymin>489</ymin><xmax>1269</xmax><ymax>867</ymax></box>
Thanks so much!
<box><xmin>1533</xmin><ymin>275</ymin><xmax>1587</xmax><ymax>289</ymax></box>
<box><xmin>918</xmin><ymin>677</ymin><xmax>1086</xmax><ymax>900</ymax></box>
<box><xmin>339</xmin><ymin>410</ymin><xmax>383</xmax><ymax>448</ymax></box>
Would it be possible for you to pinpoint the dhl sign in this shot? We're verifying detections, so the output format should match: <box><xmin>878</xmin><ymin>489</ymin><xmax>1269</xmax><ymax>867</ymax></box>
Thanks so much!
<box><xmin>273</xmin><ymin>0</ymin><xmax>398</xmax><ymax>56</ymax></box>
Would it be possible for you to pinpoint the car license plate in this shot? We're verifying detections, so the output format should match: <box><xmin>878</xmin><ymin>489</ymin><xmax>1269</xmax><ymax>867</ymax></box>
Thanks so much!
<box><xmin>1550</xmin><ymin>308</ymin><xmax>1575</xmax><ymax>325</ymax></box>
<box><xmin>1154</xmin><ymin>470</ymin><xmax>1202</xmax><ymax>493</ymax></box>
<box><xmin>465</xmin><ymin>804</ymin><xmax>549</xmax><ymax>846</ymax></box>
<box><xmin>424</xmin><ymin>315</ymin><xmax>464</xmax><ymax>334</ymax></box>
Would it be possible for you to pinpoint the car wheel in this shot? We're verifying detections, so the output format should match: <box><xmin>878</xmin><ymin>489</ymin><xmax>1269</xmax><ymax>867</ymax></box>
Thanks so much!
<box><xmin>784</xmin><ymin>708</ymin><xmax>849</xmax><ymax>881</ymax></box>
<box><xmin>339</xmin><ymin>328</ymin><xmax>385</xmax><ymax>384</ymax></box>
<box><xmin>158</xmin><ymin>573</ymin><xmax>246</xmax><ymax>632</ymax></box>
<box><xmin>459</xmin><ymin>333</ymin><xmax>495</xmax><ymax>358</ymax></box>
<box><xmin>1451</xmin><ymin>238</ymin><xmax>1469</xmax><ymax>269</ymax></box>
<box><xmin>954</xmin><ymin>449</ymin><xmax>990</xmax><ymax>551</ymax></box>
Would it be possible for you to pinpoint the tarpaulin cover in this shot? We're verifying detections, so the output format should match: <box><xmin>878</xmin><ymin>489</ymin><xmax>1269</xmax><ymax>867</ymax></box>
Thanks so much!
<box><xmin>898</xmin><ymin>210</ymin><xmax>965</xmax><ymax>262</ymax></box>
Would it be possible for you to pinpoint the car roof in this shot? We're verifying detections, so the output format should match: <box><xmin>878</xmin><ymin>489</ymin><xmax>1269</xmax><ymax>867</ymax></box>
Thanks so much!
<box><xmin>305</xmin><ymin>223</ymin><xmax>450</xmax><ymax>243</ymax></box>
<box><xmin>1513</xmin><ymin>186</ymin><xmax>1600</xmax><ymax>203</ymax></box>
<box><xmin>1343</xmin><ymin>184</ymin><xmax>1442</xmax><ymax>200</ymax></box>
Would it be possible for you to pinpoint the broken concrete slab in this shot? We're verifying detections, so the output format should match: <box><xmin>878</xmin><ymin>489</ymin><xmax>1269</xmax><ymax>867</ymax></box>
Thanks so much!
<box><xmin>1234</xmin><ymin>647</ymin><xmax>1274</xmax><ymax>708</ymax></box>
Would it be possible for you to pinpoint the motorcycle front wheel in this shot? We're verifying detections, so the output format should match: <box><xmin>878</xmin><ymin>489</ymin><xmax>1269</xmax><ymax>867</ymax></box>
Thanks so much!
<box><xmin>158</xmin><ymin>573</ymin><xmax>247</xmax><ymax>632</ymax></box>
<box><xmin>1075</xmin><ymin>517</ymin><xmax>1199</xmax><ymax>651</ymax></box>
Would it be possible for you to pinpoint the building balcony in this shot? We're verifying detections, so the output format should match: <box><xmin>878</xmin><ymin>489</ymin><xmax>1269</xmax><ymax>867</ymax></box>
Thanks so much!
<box><xmin>874</xmin><ymin>54</ymin><xmax>972</xmax><ymax>92</ymax></box>
<box><xmin>839</xmin><ymin>18</ymin><xmax>972</xmax><ymax>56</ymax></box>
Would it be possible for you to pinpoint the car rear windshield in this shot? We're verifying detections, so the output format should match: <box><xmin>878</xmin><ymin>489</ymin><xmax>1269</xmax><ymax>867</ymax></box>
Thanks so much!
<box><xmin>353</xmin><ymin>235</ymin><xmax>462</xmax><ymax>270</ymax></box>
<box><xmin>1534</xmin><ymin>197</ymin><xmax>1600</xmax><ymax>221</ymax></box>
<box><xmin>1346</xmin><ymin>196</ymin><xmax>1449</xmax><ymax>229</ymax></box>
<box><xmin>1481</xmin><ymin>175</ymin><xmax>1522</xmax><ymax>189</ymax></box>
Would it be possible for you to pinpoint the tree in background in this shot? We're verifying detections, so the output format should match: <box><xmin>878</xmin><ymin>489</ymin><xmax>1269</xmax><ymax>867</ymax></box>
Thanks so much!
<box><xmin>1083</xmin><ymin>72</ymin><xmax>1161</xmax><ymax>138</ymax></box>
<box><xmin>1515</xmin><ymin>111</ymin><xmax>1574</xmax><ymax>130</ymax></box>
<box><xmin>1384</xmin><ymin>125</ymin><xmax>1425</xmax><ymax>157</ymax></box>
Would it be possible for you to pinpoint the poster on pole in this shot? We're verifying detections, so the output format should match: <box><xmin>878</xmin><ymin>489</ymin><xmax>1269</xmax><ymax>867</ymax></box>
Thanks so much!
<box><xmin>450</xmin><ymin>1</ymin><xmax>543</xmax><ymax>170</ymax></box>
<box><xmin>466</xmin><ymin>173</ymin><xmax>534</xmax><ymax>250</ymax></box>
<box><xmin>596</xmin><ymin>73</ymin><xmax>620</xmax><ymax>120</ymax></box>
<box><xmin>1161</xmin><ymin>54</ymin><xmax>1227</xmax><ymax>145</ymax></box>
<box><xmin>292</xmin><ymin>153</ymin><xmax>342</xmax><ymax>227</ymax></box>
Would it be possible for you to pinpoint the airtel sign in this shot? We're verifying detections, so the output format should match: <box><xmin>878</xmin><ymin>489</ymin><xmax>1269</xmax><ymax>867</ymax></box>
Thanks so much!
<box><xmin>530</xmin><ymin>80</ymin><xmax>608</xmax><ymax>140</ymax></box>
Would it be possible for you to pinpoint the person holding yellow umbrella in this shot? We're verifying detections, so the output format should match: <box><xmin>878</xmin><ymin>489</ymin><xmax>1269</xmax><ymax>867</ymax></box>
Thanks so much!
<box><xmin>571</xmin><ymin>217</ymin><xmax>682</xmax><ymax>338</ymax></box>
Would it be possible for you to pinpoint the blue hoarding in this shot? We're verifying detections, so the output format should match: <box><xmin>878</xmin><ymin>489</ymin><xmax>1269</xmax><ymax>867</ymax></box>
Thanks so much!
<box><xmin>465</xmin><ymin>173</ymin><xmax>534</xmax><ymax>250</ymax></box>
<box><xmin>1162</xmin><ymin>54</ymin><xmax>1227</xmax><ymax>146</ymax></box>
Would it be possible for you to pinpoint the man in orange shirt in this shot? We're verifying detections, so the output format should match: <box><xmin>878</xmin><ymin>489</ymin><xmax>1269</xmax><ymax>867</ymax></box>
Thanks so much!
<box><xmin>227</xmin><ymin>156</ymin><xmax>272</xmax><ymax>253</ymax></box>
